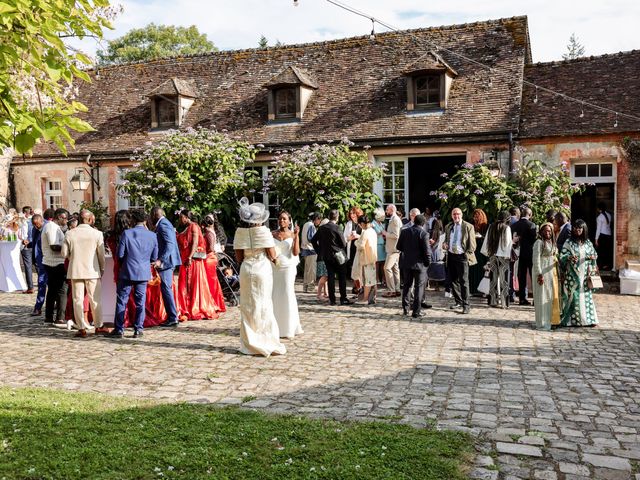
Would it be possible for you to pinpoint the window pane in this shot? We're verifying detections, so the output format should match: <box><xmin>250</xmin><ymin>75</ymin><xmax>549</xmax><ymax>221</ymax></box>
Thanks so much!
<box><xmin>600</xmin><ymin>163</ymin><xmax>613</xmax><ymax>176</ymax></box>
<box><xmin>276</xmin><ymin>88</ymin><xmax>296</xmax><ymax>117</ymax></box>
<box><xmin>383</xmin><ymin>191</ymin><xmax>393</xmax><ymax>204</ymax></box>
<box><xmin>588</xmin><ymin>164</ymin><xmax>599</xmax><ymax>177</ymax></box>
<box><xmin>575</xmin><ymin>164</ymin><xmax>587</xmax><ymax>177</ymax></box>
<box><xmin>383</xmin><ymin>176</ymin><xmax>392</xmax><ymax>189</ymax></box>
<box><xmin>415</xmin><ymin>75</ymin><xmax>440</xmax><ymax>105</ymax></box>
<box><xmin>395</xmin><ymin>162</ymin><xmax>404</xmax><ymax>174</ymax></box>
<box><xmin>395</xmin><ymin>192</ymin><xmax>405</xmax><ymax>204</ymax></box>
<box><xmin>158</xmin><ymin>99</ymin><xmax>175</xmax><ymax>127</ymax></box>
<box><xmin>394</xmin><ymin>176</ymin><xmax>404</xmax><ymax>190</ymax></box>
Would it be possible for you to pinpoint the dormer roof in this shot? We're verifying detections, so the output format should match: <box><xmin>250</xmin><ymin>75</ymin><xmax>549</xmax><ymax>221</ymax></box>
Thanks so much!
<box><xmin>148</xmin><ymin>77</ymin><xmax>197</xmax><ymax>98</ymax></box>
<box><xmin>404</xmin><ymin>51</ymin><xmax>458</xmax><ymax>77</ymax></box>
<box><xmin>263</xmin><ymin>65</ymin><xmax>318</xmax><ymax>90</ymax></box>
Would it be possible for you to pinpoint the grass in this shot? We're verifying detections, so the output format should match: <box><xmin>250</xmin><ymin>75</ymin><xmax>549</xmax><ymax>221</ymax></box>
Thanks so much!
<box><xmin>0</xmin><ymin>387</ymin><xmax>473</xmax><ymax>480</ymax></box>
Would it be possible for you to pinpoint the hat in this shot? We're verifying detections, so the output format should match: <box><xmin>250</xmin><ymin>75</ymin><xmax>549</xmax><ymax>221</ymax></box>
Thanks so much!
<box><xmin>238</xmin><ymin>197</ymin><xmax>270</xmax><ymax>225</ymax></box>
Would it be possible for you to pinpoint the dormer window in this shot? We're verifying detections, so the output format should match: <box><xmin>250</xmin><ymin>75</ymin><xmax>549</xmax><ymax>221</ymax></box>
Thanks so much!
<box><xmin>263</xmin><ymin>66</ymin><xmax>318</xmax><ymax>123</ymax></box>
<box><xmin>275</xmin><ymin>87</ymin><xmax>297</xmax><ymax>119</ymax></box>
<box><xmin>148</xmin><ymin>78</ymin><xmax>197</xmax><ymax>130</ymax></box>
<box><xmin>156</xmin><ymin>97</ymin><xmax>177</xmax><ymax>127</ymax></box>
<box><xmin>404</xmin><ymin>51</ymin><xmax>457</xmax><ymax>112</ymax></box>
<box><xmin>414</xmin><ymin>74</ymin><xmax>442</xmax><ymax>108</ymax></box>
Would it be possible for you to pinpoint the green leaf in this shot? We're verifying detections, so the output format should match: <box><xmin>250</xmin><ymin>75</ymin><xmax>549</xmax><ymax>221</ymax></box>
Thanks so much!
<box><xmin>14</xmin><ymin>132</ymin><xmax>37</xmax><ymax>153</ymax></box>
<box><xmin>0</xmin><ymin>2</ymin><xmax>16</xmax><ymax>14</ymax></box>
<box><xmin>63</xmin><ymin>116</ymin><xmax>94</xmax><ymax>132</ymax></box>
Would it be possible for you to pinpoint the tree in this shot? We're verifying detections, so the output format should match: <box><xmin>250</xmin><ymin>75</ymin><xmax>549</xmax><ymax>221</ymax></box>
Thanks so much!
<box><xmin>258</xmin><ymin>35</ymin><xmax>269</xmax><ymax>49</ymax></box>
<box><xmin>119</xmin><ymin>127</ymin><xmax>256</xmax><ymax>223</ymax></box>
<box><xmin>266</xmin><ymin>140</ymin><xmax>384</xmax><ymax>225</ymax></box>
<box><xmin>0</xmin><ymin>0</ymin><xmax>116</xmax><ymax>154</ymax></box>
<box><xmin>97</xmin><ymin>24</ymin><xmax>216</xmax><ymax>65</ymax></box>
<box><xmin>562</xmin><ymin>33</ymin><xmax>585</xmax><ymax>60</ymax></box>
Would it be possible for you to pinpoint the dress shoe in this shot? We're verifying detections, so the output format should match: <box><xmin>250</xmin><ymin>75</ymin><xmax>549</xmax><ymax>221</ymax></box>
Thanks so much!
<box><xmin>43</xmin><ymin>318</ymin><xmax>54</xmax><ymax>324</ymax></box>
<box><xmin>462</xmin><ymin>307</ymin><xmax>470</xmax><ymax>314</ymax></box>
<box><xmin>160</xmin><ymin>321</ymin><xmax>179</xmax><ymax>328</ymax></box>
<box><xmin>412</xmin><ymin>312</ymin><xmax>426</xmax><ymax>318</ymax></box>
<box><xmin>133</xmin><ymin>330</ymin><xmax>144</xmax><ymax>338</ymax></box>
<box><xmin>421</xmin><ymin>302</ymin><xmax>433</xmax><ymax>309</ymax></box>
<box><xmin>519</xmin><ymin>300</ymin><xmax>531</xmax><ymax>306</ymax></box>
<box><xmin>94</xmin><ymin>327</ymin><xmax>112</xmax><ymax>335</ymax></box>
<box><xmin>329</xmin><ymin>301</ymin><xmax>336</xmax><ymax>306</ymax></box>
<box><xmin>402</xmin><ymin>308</ymin><xmax>409</xmax><ymax>316</ymax></box>
<box><xmin>108</xmin><ymin>330</ymin><xmax>123</xmax><ymax>338</ymax></box>
<box><xmin>449</xmin><ymin>303</ymin><xmax>462</xmax><ymax>310</ymax></box>
<box><xmin>340</xmin><ymin>299</ymin><xmax>353</xmax><ymax>305</ymax></box>
<box><xmin>31</xmin><ymin>309</ymin><xmax>41</xmax><ymax>316</ymax></box>
<box><xmin>383</xmin><ymin>292</ymin><xmax>397</xmax><ymax>298</ymax></box>
<box><xmin>74</xmin><ymin>329</ymin><xmax>88</xmax><ymax>338</ymax></box>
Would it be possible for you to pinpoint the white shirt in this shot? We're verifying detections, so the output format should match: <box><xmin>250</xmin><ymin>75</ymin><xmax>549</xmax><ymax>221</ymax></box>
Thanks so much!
<box><xmin>595</xmin><ymin>212</ymin><xmax>612</xmax><ymax>239</ymax></box>
<box><xmin>450</xmin><ymin>222</ymin><xmax>463</xmax><ymax>254</ymax></box>
<box><xmin>481</xmin><ymin>225</ymin><xmax>513</xmax><ymax>258</ymax></box>
<box><xmin>41</xmin><ymin>221</ymin><xmax>65</xmax><ymax>267</ymax></box>
<box><xmin>301</xmin><ymin>220</ymin><xmax>316</xmax><ymax>252</ymax></box>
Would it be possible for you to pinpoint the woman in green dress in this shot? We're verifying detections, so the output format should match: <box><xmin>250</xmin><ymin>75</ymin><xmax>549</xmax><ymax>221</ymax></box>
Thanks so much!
<box><xmin>532</xmin><ymin>223</ymin><xmax>561</xmax><ymax>330</ymax></box>
<box><xmin>559</xmin><ymin>219</ymin><xmax>599</xmax><ymax>327</ymax></box>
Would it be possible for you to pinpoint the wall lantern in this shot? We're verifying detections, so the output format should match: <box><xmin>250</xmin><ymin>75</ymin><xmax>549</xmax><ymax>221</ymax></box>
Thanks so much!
<box><xmin>70</xmin><ymin>167</ymin><xmax>99</xmax><ymax>191</ymax></box>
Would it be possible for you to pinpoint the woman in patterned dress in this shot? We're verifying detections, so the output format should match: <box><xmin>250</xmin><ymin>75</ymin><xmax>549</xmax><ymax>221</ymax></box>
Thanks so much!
<box><xmin>481</xmin><ymin>211</ymin><xmax>512</xmax><ymax>308</ymax></box>
<box><xmin>559</xmin><ymin>219</ymin><xmax>599</xmax><ymax>327</ymax></box>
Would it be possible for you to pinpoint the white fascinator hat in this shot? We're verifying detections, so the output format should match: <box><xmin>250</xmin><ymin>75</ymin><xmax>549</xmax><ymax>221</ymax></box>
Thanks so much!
<box><xmin>238</xmin><ymin>197</ymin><xmax>270</xmax><ymax>225</ymax></box>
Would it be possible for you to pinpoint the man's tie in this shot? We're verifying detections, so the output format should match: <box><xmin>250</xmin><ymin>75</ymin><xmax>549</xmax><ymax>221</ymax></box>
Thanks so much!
<box><xmin>452</xmin><ymin>224</ymin><xmax>459</xmax><ymax>253</ymax></box>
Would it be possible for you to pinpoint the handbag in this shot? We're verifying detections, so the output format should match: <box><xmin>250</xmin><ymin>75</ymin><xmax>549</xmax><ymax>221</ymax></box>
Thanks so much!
<box><xmin>427</xmin><ymin>261</ymin><xmax>446</xmax><ymax>281</ymax></box>
<box><xmin>334</xmin><ymin>250</ymin><xmax>347</xmax><ymax>265</ymax></box>
<box><xmin>587</xmin><ymin>272</ymin><xmax>603</xmax><ymax>289</ymax></box>
<box><xmin>192</xmin><ymin>251</ymin><xmax>206</xmax><ymax>260</ymax></box>
<box><xmin>477</xmin><ymin>272</ymin><xmax>491</xmax><ymax>295</ymax></box>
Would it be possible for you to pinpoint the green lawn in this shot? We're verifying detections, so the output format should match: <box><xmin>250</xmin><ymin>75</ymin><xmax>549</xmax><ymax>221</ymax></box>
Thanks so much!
<box><xmin>0</xmin><ymin>387</ymin><xmax>473</xmax><ymax>479</ymax></box>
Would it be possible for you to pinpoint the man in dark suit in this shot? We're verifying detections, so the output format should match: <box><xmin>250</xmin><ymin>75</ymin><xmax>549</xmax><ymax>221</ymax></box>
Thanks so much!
<box><xmin>554</xmin><ymin>212</ymin><xmax>571</xmax><ymax>251</ymax></box>
<box><xmin>29</xmin><ymin>213</ymin><xmax>47</xmax><ymax>316</ymax></box>
<box><xmin>150</xmin><ymin>206</ymin><xmax>181</xmax><ymax>326</ymax></box>
<box><xmin>311</xmin><ymin>209</ymin><xmax>353</xmax><ymax>306</ymax></box>
<box><xmin>111</xmin><ymin>210</ymin><xmax>158</xmax><ymax>338</ymax></box>
<box><xmin>443</xmin><ymin>208</ymin><xmax>477</xmax><ymax>314</ymax></box>
<box><xmin>396</xmin><ymin>214</ymin><xmax>431</xmax><ymax>318</ymax></box>
<box><xmin>511</xmin><ymin>207</ymin><xmax>537</xmax><ymax>305</ymax></box>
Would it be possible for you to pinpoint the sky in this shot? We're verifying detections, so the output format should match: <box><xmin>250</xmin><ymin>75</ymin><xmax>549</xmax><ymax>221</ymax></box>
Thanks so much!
<box><xmin>82</xmin><ymin>0</ymin><xmax>640</xmax><ymax>63</ymax></box>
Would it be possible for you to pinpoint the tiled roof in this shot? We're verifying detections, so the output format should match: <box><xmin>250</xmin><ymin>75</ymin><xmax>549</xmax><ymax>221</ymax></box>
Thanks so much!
<box><xmin>519</xmin><ymin>50</ymin><xmax>640</xmax><ymax>138</ymax></box>
<box><xmin>29</xmin><ymin>16</ymin><xmax>531</xmax><ymax>157</ymax></box>
<box><xmin>147</xmin><ymin>77</ymin><xmax>197</xmax><ymax>98</ymax></box>
<box><xmin>403</xmin><ymin>50</ymin><xmax>458</xmax><ymax>76</ymax></box>
<box><xmin>263</xmin><ymin>65</ymin><xmax>318</xmax><ymax>89</ymax></box>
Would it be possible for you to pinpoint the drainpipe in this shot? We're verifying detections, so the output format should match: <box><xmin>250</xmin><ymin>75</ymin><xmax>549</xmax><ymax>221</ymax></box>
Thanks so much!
<box><xmin>508</xmin><ymin>132</ymin><xmax>514</xmax><ymax>176</ymax></box>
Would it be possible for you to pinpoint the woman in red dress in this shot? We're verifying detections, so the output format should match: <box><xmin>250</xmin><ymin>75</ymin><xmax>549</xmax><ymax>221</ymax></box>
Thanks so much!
<box><xmin>202</xmin><ymin>214</ymin><xmax>227</xmax><ymax>313</ymax></box>
<box><xmin>176</xmin><ymin>210</ymin><xmax>220</xmax><ymax>321</ymax></box>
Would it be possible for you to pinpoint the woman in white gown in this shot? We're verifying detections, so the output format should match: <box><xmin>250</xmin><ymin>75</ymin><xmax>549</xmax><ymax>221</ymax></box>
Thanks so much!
<box><xmin>272</xmin><ymin>211</ymin><xmax>303</xmax><ymax>338</ymax></box>
<box><xmin>233</xmin><ymin>198</ymin><xmax>286</xmax><ymax>357</ymax></box>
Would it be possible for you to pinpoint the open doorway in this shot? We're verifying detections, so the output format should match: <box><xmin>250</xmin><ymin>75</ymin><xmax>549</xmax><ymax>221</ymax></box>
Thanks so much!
<box><xmin>571</xmin><ymin>183</ymin><xmax>614</xmax><ymax>264</ymax></box>
<box><xmin>408</xmin><ymin>155</ymin><xmax>466</xmax><ymax>212</ymax></box>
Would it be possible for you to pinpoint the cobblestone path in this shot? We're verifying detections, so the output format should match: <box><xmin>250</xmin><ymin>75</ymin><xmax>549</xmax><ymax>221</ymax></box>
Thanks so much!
<box><xmin>2</xmin><ymin>287</ymin><xmax>640</xmax><ymax>479</ymax></box>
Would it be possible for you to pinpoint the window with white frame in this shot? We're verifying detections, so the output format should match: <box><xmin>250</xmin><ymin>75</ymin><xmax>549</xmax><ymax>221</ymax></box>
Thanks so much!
<box><xmin>380</xmin><ymin>161</ymin><xmax>406</xmax><ymax>212</ymax></box>
<box><xmin>245</xmin><ymin>165</ymin><xmax>279</xmax><ymax>229</ymax></box>
<box><xmin>573</xmin><ymin>162</ymin><xmax>614</xmax><ymax>180</ymax></box>
<box><xmin>44</xmin><ymin>179</ymin><xmax>63</xmax><ymax>210</ymax></box>
<box><xmin>116</xmin><ymin>168</ymin><xmax>145</xmax><ymax>211</ymax></box>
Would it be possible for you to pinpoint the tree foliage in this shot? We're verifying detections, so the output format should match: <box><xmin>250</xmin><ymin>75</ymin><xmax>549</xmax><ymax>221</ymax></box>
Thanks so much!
<box><xmin>562</xmin><ymin>33</ymin><xmax>585</xmax><ymax>60</ymax></box>
<box><xmin>266</xmin><ymin>141</ymin><xmax>384</xmax><ymax>225</ymax></box>
<box><xmin>435</xmin><ymin>158</ymin><xmax>584</xmax><ymax>225</ymax></box>
<box><xmin>0</xmin><ymin>0</ymin><xmax>115</xmax><ymax>154</ymax></box>
<box><xmin>119</xmin><ymin>128</ymin><xmax>255</xmax><ymax>224</ymax></box>
<box><xmin>97</xmin><ymin>23</ymin><xmax>216</xmax><ymax>65</ymax></box>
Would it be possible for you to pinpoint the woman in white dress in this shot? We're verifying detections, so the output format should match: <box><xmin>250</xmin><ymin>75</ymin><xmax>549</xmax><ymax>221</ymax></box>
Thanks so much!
<box><xmin>233</xmin><ymin>198</ymin><xmax>286</xmax><ymax>357</ymax></box>
<box><xmin>271</xmin><ymin>211</ymin><xmax>303</xmax><ymax>338</ymax></box>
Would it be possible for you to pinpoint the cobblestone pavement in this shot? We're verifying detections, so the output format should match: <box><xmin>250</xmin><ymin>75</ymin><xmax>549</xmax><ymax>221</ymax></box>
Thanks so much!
<box><xmin>2</xmin><ymin>285</ymin><xmax>640</xmax><ymax>480</ymax></box>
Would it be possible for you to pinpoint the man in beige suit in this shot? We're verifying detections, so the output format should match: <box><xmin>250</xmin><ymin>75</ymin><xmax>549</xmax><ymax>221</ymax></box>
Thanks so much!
<box><xmin>61</xmin><ymin>210</ymin><xmax>106</xmax><ymax>337</ymax></box>
<box><xmin>382</xmin><ymin>204</ymin><xmax>403</xmax><ymax>297</ymax></box>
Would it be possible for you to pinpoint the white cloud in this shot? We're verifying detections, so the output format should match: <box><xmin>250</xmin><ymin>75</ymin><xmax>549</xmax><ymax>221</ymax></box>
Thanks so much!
<box><xmin>79</xmin><ymin>0</ymin><xmax>639</xmax><ymax>62</ymax></box>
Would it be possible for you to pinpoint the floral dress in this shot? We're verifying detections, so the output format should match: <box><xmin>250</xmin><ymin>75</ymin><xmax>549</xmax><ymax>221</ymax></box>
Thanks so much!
<box><xmin>559</xmin><ymin>239</ymin><xmax>598</xmax><ymax>327</ymax></box>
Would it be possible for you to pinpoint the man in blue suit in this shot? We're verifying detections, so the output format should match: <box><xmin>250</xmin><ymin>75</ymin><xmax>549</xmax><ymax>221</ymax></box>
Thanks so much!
<box><xmin>111</xmin><ymin>210</ymin><xmax>158</xmax><ymax>338</ymax></box>
<box><xmin>150</xmin><ymin>206</ymin><xmax>181</xmax><ymax>327</ymax></box>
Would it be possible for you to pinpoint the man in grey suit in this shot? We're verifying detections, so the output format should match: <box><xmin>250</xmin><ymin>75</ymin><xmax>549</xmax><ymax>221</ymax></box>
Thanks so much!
<box><xmin>443</xmin><ymin>208</ymin><xmax>477</xmax><ymax>314</ymax></box>
<box><xmin>382</xmin><ymin>204</ymin><xmax>402</xmax><ymax>297</ymax></box>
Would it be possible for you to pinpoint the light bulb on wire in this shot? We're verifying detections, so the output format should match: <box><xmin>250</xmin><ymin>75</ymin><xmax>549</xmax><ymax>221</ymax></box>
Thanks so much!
<box><xmin>614</xmin><ymin>113</ymin><xmax>618</xmax><ymax>128</ymax></box>
<box><xmin>293</xmin><ymin>0</ymin><xmax>299</xmax><ymax>6</ymax></box>
<box><xmin>533</xmin><ymin>86</ymin><xmax>538</xmax><ymax>104</ymax></box>
<box><xmin>580</xmin><ymin>104</ymin><xmax>584</xmax><ymax>118</ymax></box>
<box><xmin>369</xmin><ymin>18</ymin><xmax>375</xmax><ymax>41</ymax></box>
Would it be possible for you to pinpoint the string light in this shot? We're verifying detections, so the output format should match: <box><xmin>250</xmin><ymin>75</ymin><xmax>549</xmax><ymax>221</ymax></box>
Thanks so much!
<box><xmin>533</xmin><ymin>86</ymin><xmax>538</xmax><ymax>104</ymax></box>
<box><xmin>580</xmin><ymin>103</ymin><xmax>585</xmax><ymax>118</ymax></box>
<box><xmin>614</xmin><ymin>113</ymin><xmax>618</xmax><ymax>128</ymax></box>
<box><xmin>293</xmin><ymin>0</ymin><xmax>299</xmax><ymax>6</ymax></box>
<box><xmin>369</xmin><ymin>18</ymin><xmax>375</xmax><ymax>41</ymax></box>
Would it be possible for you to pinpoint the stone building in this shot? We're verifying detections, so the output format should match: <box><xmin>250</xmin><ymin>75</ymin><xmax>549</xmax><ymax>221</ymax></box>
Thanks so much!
<box><xmin>9</xmin><ymin>16</ymin><xmax>640</xmax><ymax>266</ymax></box>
